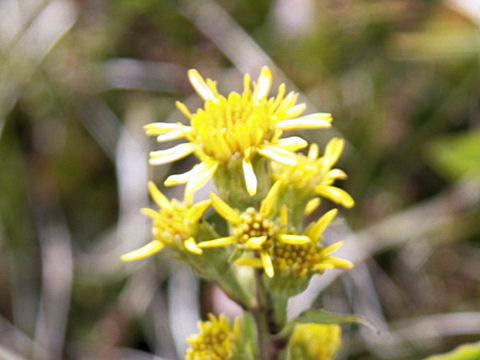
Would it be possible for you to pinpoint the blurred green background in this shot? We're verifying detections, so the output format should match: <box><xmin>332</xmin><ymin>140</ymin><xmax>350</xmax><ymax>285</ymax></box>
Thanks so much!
<box><xmin>1</xmin><ymin>0</ymin><xmax>480</xmax><ymax>359</ymax></box>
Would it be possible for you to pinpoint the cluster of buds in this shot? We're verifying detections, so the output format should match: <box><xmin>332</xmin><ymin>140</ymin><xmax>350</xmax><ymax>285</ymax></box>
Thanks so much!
<box><xmin>122</xmin><ymin>67</ymin><xmax>354</xmax><ymax>359</ymax></box>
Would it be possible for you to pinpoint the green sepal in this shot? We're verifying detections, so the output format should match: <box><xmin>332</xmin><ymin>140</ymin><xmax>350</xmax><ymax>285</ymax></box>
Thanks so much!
<box><xmin>277</xmin><ymin>309</ymin><xmax>377</xmax><ymax>339</ymax></box>
<box><xmin>176</xmin><ymin>247</ymin><xmax>254</xmax><ymax>308</ymax></box>
<box><xmin>275</xmin><ymin>184</ymin><xmax>312</xmax><ymax>231</ymax></box>
<box><xmin>264</xmin><ymin>271</ymin><xmax>311</xmax><ymax>297</ymax></box>
<box><xmin>175</xmin><ymin>223</ymin><xmax>255</xmax><ymax>307</ymax></box>
<box><xmin>214</xmin><ymin>156</ymin><xmax>271</xmax><ymax>211</ymax></box>
<box><xmin>423</xmin><ymin>342</ymin><xmax>480</xmax><ymax>360</ymax></box>
<box><xmin>230</xmin><ymin>313</ymin><xmax>258</xmax><ymax>360</ymax></box>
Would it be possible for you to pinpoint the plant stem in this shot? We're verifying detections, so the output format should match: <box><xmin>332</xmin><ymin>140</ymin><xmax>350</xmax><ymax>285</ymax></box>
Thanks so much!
<box><xmin>253</xmin><ymin>268</ymin><xmax>271</xmax><ymax>360</ymax></box>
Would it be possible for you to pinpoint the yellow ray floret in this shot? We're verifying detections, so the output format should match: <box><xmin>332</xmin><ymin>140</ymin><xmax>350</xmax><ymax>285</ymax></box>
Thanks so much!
<box><xmin>121</xmin><ymin>182</ymin><xmax>210</xmax><ymax>261</ymax></box>
<box><xmin>273</xmin><ymin>138</ymin><xmax>355</xmax><ymax>208</ymax></box>
<box><xmin>145</xmin><ymin>66</ymin><xmax>333</xmax><ymax>197</ymax></box>
<box><xmin>121</xmin><ymin>240</ymin><xmax>165</xmax><ymax>261</ymax></box>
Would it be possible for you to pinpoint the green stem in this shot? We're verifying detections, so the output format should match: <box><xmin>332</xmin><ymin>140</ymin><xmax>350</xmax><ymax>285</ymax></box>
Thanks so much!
<box><xmin>253</xmin><ymin>268</ymin><xmax>271</xmax><ymax>360</ymax></box>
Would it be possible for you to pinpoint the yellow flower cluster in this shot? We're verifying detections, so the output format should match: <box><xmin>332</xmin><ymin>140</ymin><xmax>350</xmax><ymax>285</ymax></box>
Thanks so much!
<box><xmin>290</xmin><ymin>323</ymin><xmax>342</xmax><ymax>360</ymax></box>
<box><xmin>145</xmin><ymin>67</ymin><xmax>332</xmax><ymax>201</ymax></box>
<box><xmin>121</xmin><ymin>66</ymin><xmax>356</xmax><ymax>360</ymax></box>
<box><xmin>122</xmin><ymin>66</ymin><xmax>353</xmax><ymax>280</ymax></box>
<box><xmin>273</xmin><ymin>139</ymin><xmax>355</xmax><ymax>209</ymax></box>
<box><xmin>121</xmin><ymin>182</ymin><xmax>210</xmax><ymax>261</ymax></box>
<box><xmin>199</xmin><ymin>182</ymin><xmax>351</xmax><ymax>278</ymax></box>
<box><xmin>185</xmin><ymin>314</ymin><xmax>240</xmax><ymax>360</ymax></box>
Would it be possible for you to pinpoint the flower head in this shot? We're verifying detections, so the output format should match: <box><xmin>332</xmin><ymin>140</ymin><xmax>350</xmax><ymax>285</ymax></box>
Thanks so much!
<box><xmin>185</xmin><ymin>314</ymin><xmax>240</xmax><ymax>360</ymax></box>
<box><xmin>145</xmin><ymin>67</ymin><xmax>332</xmax><ymax>200</ymax></box>
<box><xmin>121</xmin><ymin>181</ymin><xmax>210</xmax><ymax>261</ymax></box>
<box><xmin>289</xmin><ymin>323</ymin><xmax>342</xmax><ymax>360</ymax></box>
<box><xmin>273</xmin><ymin>138</ymin><xmax>354</xmax><ymax>209</ymax></box>
<box><xmin>274</xmin><ymin>209</ymin><xmax>353</xmax><ymax>277</ymax></box>
<box><xmin>199</xmin><ymin>181</ymin><xmax>311</xmax><ymax>278</ymax></box>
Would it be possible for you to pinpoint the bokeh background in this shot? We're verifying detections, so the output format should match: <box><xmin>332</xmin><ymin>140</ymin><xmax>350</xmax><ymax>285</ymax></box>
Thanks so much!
<box><xmin>1</xmin><ymin>0</ymin><xmax>480</xmax><ymax>359</ymax></box>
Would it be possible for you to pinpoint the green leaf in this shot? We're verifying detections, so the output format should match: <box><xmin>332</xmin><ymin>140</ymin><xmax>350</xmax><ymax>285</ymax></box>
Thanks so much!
<box><xmin>426</xmin><ymin>130</ymin><xmax>480</xmax><ymax>181</ymax></box>
<box><xmin>295</xmin><ymin>309</ymin><xmax>377</xmax><ymax>329</ymax></box>
<box><xmin>278</xmin><ymin>309</ymin><xmax>377</xmax><ymax>339</ymax></box>
<box><xmin>424</xmin><ymin>342</ymin><xmax>480</xmax><ymax>360</ymax></box>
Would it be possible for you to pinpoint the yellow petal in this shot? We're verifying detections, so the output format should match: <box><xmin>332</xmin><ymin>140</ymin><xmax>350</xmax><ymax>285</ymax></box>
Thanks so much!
<box><xmin>322</xmin><ymin>241</ymin><xmax>344</xmax><ymax>254</ymax></box>
<box><xmin>277</xmin><ymin>113</ymin><xmax>332</xmax><ymax>130</ymax></box>
<box><xmin>308</xmin><ymin>208</ymin><xmax>338</xmax><ymax>241</ymax></box>
<box><xmin>305</xmin><ymin>197</ymin><xmax>321</xmax><ymax>216</ymax></box>
<box><xmin>235</xmin><ymin>257</ymin><xmax>263</xmax><ymax>268</ymax></box>
<box><xmin>272</xmin><ymin>83</ymin><xmax>286</xmax><ymax>108</ymax></box>
<box><xmin>175</xmin><ymin>101</ymin><xmax>192</xmax><ymax>118</ymax></box>
<box><xmin>141</xmin><ymin>207</ymin><xmax>162</xmax><ymax>221</ymax></box>
<box><xmin>144</xmin><ymin>122</ymin><xmax>183</xmax><ymax>135</ymax></box>
<box><xmin>324</xmin><ymin>138</ymin><xmax>345</xmax><ymax>167</ymax></box>
<box><xmin>184</xmin><ymin>237</ymin><xmax>203</xmax><ymax>255</ymax></box>
<box><xmin>149</xmin><ymin>143</ymin><xmax>197</xmax><ymax>165</ymax></box>
<box><xmin>243</xmin><ymin>73</ymin><xmax>252</xmax><ymax>96</ymax></box>
<box><xmin>206</xmin><ymin>79</ymin><xmax>220</xmax><ymax>97</ymax></box>
<box><xmin>148</xmin><ymin>181</ymin><xmax>172</xmax><ymax>209</ymax></box>
<box><xmin>185</xmin><ymin>161</ymin><xmax>219</xmax><ymax>204</ymax></box>
<box><xmin>245</xmin><ymin>236</ymin><xmax>267</xmax><ymax>250</ymax></box>
<box><xmin>164</xmin><ymin>167</ymin><xmax>196</xmax><ymax>186</ymax></box>
<box><xmin>284</xmin><ymin>103</ymin><xmax>306</xmax><ymax>118</ymax></box>
<box><xmin>261</xmin><ymin>251</ymin><xmax>274</xmax><ymax>278</ymax></box>
<box><xmin>313</xmin><ymin>263</ymin><xmax>335</xmax><ymax>272</ymax></box>
<box><xmin>326</xmin><ymin>256</ymin><xmax>353</xmax><ymax>269</ymax></box>
<box><xmin>155</xmin><ymin>127</ymin><xmax>193</xmax><ymax>142</ymax></box>
<box><xmin>188</xmin><ymin>69</ymin><xmax>218</xmax><ymax>102</ymax></box>
<box><xmin>315</xmin><ymin>186</ymin><xmax>355</xmax><ymax>208</ymax></box>
<box><xmin>276</xmin><ymin>136</ymin><xmax>308</xmax><ymax>152</ymax></box>
<box><xmin>198</xmin><ymin>236</ymin><xmax>236</xmax><ymax>248</ymax></box>
<box><xmin>121</xmin><ymin>240</ymin><xmax>164</xmax><ymax>261</ymax></box>
<box><xmin>257</xmin><ymin>145</ymin><xmax>297</xmax><ymax>166</ymax></box>
<box><xmin>210</xmin><ymin>193</ymin><xmax>242</xmax><ymax>224</ymax></box>
<box><xmin>252</xmin><ymin>66</ymin><xmax>272</xmax><ymax>101</ymax></box>
<box><xmin>260</xmin><ymin>180</ymin><xmax>281</xmax><ymax>217</ymax></box>
<box><xmin>242</xmin><ymin>158</ymin><xmax>258</xmax><ymax>196</ymax></box>
<box><xmin>187</xmin><ymin>199</ymin><xmax>211</xmax><ymax>223</ymax></box>
<box><xmin>278</xmin><ymin>234</ymin><xmax>311</xmax><ymax>245</ymax></box>
<box><xmin>326</xmin><ymin>169</ymin><xmax>347</xmax><ymax>182</ymax></box>
<box><xmin>308</xmin><ymin>143</ymin><xmax>319</xmax><ymax>160</ymax></box>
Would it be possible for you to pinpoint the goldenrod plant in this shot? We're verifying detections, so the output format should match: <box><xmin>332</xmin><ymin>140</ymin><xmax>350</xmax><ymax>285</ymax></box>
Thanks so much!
<box><xmin>122</xmin><ymin>67</ymin><xmax>365</xmax><ymax>359</ymax></box>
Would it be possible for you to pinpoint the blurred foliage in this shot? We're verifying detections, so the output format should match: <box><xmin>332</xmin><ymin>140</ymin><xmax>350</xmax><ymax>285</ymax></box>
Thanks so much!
<box><xmin>0</xmin><ymin>0</ymin><xmax>480</xmax><ymax>359</ymax></box>
<box><xmin>426</xmin><ymin>130</ymin><xmax>480</xmax><ymax>180</ymax></box>
<box><xmin>424</xmin><ymin>342</ymin><xmax>480</xmax><ymax>360</ymax></box>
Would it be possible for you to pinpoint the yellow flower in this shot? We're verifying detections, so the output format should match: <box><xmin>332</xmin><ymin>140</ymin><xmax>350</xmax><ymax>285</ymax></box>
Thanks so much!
<box><xmin>273</xmin><ymin>138</ymin><xmax>354</xmax><ymax>209</ymax></box>
<box><xmin>198</xmin><ymin>181</ymin><xmax>311</xmax><ymax>278</ymax></box>
<box><xmin>121</xmin><ymin>181</ymin><xmax>210</xmax><ymax>261</ymax></box>
<box><xmin>185</xmin><ymin>314</ymin><xmax>240</xmax><ymax>360</ymax></box>
<box><xmin>274</xmin><ymin>208</ymin><xmax>353</xmax><ymax>277</ymax></box>
<box><xmin>290</xmin><ymin>323</ymin><xmax>342</xmax><ymax>360</ymax></box>
<box><xmin>145</xmin><ymin>67</ymin><xmax>332</xmax><ymax>201</ymax></box>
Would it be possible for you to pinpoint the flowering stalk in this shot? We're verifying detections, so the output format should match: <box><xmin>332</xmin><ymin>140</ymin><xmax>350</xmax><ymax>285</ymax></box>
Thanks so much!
<box><xmin>121</xmin><ymin>67</ymin><xmax>357</xmax><ymax>360</ymax></box>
